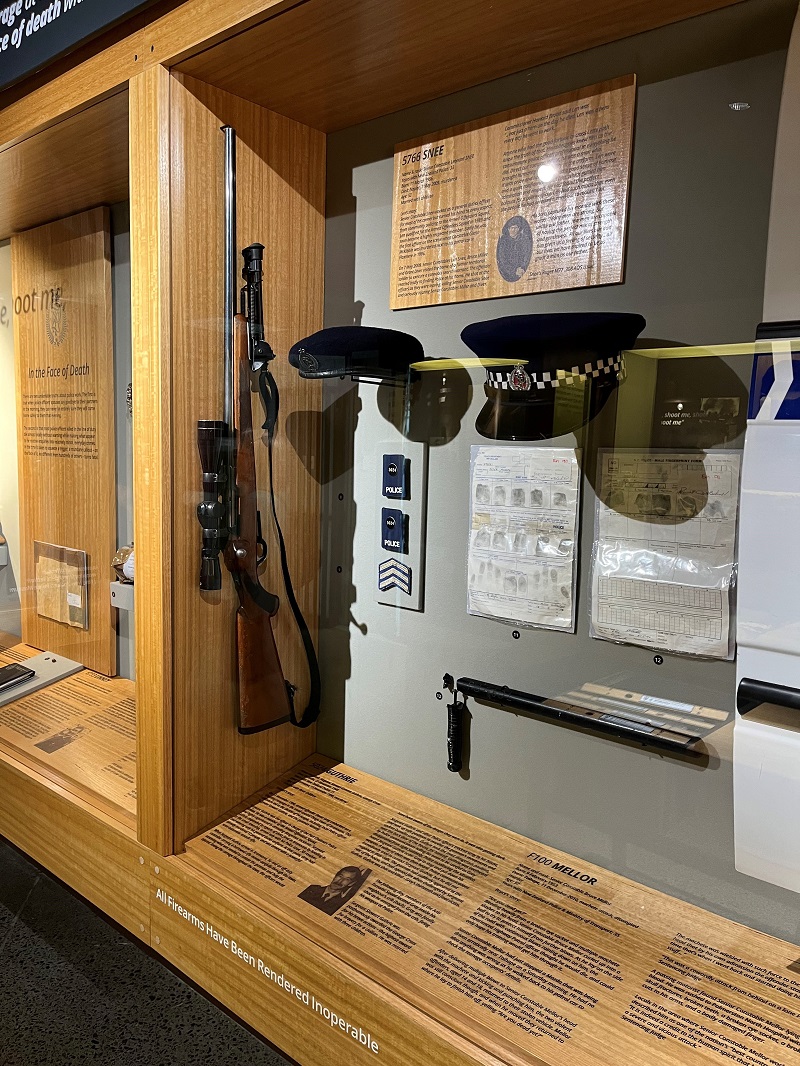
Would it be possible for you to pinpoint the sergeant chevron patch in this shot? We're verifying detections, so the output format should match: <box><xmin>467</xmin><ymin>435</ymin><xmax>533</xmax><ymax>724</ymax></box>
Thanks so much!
<box><xmin>378</xmin><ymin>558</ymin><xmax>412</xmax><ymax>595</ymax></box>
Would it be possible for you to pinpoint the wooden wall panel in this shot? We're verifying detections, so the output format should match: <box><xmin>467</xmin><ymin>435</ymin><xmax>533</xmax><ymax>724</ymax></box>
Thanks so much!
<box><xmin>0</xmin><ymin>752</ymin><xmax>150</xmax><ymax>940</ymax></box>
<box><xmin>130</xmin><ymin>65</ymin><xmax>174</xmax><ymax>855</ymax></box>
<box><xmin>169</xmin><ymin>74</ymin><xmax>324</xmax><ymax>847</ymax></box>
<box><xmin>12</xmin><ymin>208</ymin><xmax>116</xmax><ymax>676</ymax></box>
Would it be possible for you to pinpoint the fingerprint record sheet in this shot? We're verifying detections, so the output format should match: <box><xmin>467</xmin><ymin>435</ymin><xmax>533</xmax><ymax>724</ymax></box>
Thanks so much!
<box><xmin>591</xmin><ymin>451</ymin><xmax>741</xmax><ymax>658</ymax></box>
<box><xmin>468</xmin><ymin>446</ymin><xmax>581</xmax><ymax>630</ymax></box>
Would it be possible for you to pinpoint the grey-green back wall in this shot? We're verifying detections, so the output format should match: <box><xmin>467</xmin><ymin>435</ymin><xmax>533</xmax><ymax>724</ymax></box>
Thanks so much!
<box><xmin>318</xmin><ymin>18</ymin><xmax>799</xmax><ymax>943</ymax></box>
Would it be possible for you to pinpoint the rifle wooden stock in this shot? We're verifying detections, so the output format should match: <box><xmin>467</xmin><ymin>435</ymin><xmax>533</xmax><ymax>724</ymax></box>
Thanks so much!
<box><xmin>232</xmin><ymin>581</ymin><xmax>292</xmax><ymax>732</ymax></box>
<box><xmin>224</xmin><ymin>314</ymin><xmax>292</xmax><ymax>733</ymax></box>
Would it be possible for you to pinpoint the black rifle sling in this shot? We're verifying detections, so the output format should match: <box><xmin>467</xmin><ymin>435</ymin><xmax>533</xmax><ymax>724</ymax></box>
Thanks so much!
<box><xmin>259</xmin><ymin>367</ymin><xmax>322</xmax><ymax>728</ymax></box>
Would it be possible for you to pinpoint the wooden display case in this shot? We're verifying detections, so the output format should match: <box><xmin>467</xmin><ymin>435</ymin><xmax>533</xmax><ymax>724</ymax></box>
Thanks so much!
<box><xmin>1</xmin><ymin>3</ymin><xmax>799</xmax><ymax>1066</ymax></box>
<box><xmin>0</xmin><ymin>93</ymin><xmax>136</xmax><ymax>827</ymax></box>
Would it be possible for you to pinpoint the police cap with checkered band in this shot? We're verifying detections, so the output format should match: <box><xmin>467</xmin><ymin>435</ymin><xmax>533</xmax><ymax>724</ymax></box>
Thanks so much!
<box><xmin>462</xmin><ymin>312</ymin><xmax>646</xmax><ymax>440</ymax></box>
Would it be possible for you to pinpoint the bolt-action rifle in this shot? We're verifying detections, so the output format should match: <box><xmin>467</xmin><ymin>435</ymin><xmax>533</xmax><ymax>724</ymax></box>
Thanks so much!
<box><xmin>196</xmin><ymin>126</ymin><xmax>320</xmax><ymax>733</ymax></box>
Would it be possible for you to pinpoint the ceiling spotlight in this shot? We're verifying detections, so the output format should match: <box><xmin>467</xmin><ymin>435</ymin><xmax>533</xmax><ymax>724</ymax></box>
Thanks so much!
<box><xmin>729</xmin><ymin>101</ymin><xmax>751</xmax><ymax>111</ymax></box>
<box><xmin>537</xmin><ymin>163</ymin><xmax>557</xmax><ymax>183</ymax></box>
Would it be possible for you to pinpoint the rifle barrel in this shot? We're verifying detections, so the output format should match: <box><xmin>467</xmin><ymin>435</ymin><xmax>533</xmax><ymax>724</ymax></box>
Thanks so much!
<box><xmin>222</xmin><ymin>124</ymin><xmax>237</xmax><ymax>531</ymax></box>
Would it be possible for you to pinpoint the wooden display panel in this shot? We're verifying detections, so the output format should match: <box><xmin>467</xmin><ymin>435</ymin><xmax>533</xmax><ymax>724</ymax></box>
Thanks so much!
<box><xmin>186</xmin><ymin>757</ymin><xmax>800</xmax><ymax>1066</ymax></box>
<box><xmin>0</xmin><ymin>645</ymin><xmax>135</xmax><ymax>824</ymax></box>
<box><xmin>129</xmin><ymin>63</ymin><xmax>173</xmax><ymax>855</ymax></box>
<box><xmin>12</xmin><ymin>207</ymin><xmax>116</xmax><ymax>675</ymax></box>
<box><xmin>390</xmin><ymin>76</ymin><xmax>635</xmax><ymax>309</ymax></box>
<box><xmin>168</xmin><ymin>74</ymin><xmax>324</xmax><ymax>846</ymax></box>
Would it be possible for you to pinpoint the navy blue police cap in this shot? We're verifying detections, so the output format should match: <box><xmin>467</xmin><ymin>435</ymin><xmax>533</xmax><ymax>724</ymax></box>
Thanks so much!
<box><xmin>462</xmin><ymin>312</ymin><xmax>646</xmax><ymax>441</ymax></box>
<box><xmin>462</xmin><ymin>312</ymin><xmax>645</xmax><ymax>375</ymax></box>
<box><xmin>289</xmin><ymin>326</ymin><xmax>424</xmax><ymax>381</ymax></box>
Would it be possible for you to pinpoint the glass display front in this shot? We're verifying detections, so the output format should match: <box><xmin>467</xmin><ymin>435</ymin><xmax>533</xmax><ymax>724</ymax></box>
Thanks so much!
<box><xmin>301</xmin><ymin>32</ymin><xmax>800</xmax><ymax>954</ymax></box>
<box><xmin>4</xmin><ymin>4</ymin><xmax>800</xmax><ymax>1065</ymax></box>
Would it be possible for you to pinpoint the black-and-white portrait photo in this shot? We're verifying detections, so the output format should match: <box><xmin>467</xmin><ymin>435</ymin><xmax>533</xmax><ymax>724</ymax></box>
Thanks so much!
<box><xmin>298</xmin><ymin>866</ymin><xmax>371</xmax><ymax>915</ymax></box>
<box><xmin>496</xmin><ymin>215</ymin><xmax>533</xmax><ymax>282</ymax></box>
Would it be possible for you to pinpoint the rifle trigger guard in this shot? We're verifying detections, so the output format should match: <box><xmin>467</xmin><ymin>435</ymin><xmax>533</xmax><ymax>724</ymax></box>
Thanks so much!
<box><xmin>242</xmin><ymin>571</ymin><xmax>280</xmax><ymax>617</ymax></box>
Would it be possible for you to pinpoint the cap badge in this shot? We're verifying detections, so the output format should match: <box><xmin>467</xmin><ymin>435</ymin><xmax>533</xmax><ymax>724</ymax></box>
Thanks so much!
<box><xmin>297</xmin><ymin>349</ymin><xmax>320</xmax><ymax>374</ymax></box>
<box><xmin>509</xmin><ymin>364</ymin><xmax>532</xmax><ymax>391</ymax></box>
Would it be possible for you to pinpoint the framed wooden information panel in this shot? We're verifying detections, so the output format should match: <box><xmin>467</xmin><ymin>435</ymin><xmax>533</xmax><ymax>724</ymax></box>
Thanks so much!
<box><xmin>390</xmin><ymin>76</ymin><xmax>635</xmax><ymax>309</ymax></box>
<box><xmin>12</xmin><ymin>207</ymin><xmax>116</xmax><ymax>675</ymax></box>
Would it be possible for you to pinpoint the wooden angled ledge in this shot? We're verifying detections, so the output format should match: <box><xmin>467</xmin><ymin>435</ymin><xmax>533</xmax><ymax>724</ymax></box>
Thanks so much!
<box><xmin>3</xmin><ymin>740</ymin><xmax>798</xmax><ymax>1066</ymax></box>
<box><xmin>153</xmin><ymin>855</ymin><xmax>491</xmax><ymax>1066</ymax></box>
<box><xmin>161</xmin><ymin>755</ymin><xmax>800</xmax><ymax>1066</ymax></box>
<box><xmin>0</xmin><ymin>645</ymin><xmax>136</xmax><ymax>826</ymax></box>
